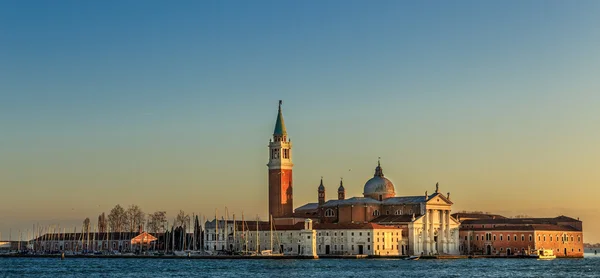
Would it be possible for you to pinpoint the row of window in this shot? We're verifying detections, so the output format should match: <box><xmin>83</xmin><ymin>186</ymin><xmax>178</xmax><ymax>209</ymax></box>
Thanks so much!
<box><xmin>471</xmin><ymin>234</ymin><xmax>532</xmax><ymax>242</ymax></box>
<box><xmin>372</xmin><ymin>209</ymin><xmax>415</xmax><ymax>216</ymax></box>
<box><xmin>469</xmin><ymin>233</ymin><xmax>581</xmax><ymax>243</ymax></box>
<box><xmin>319</xmin><ymin>244</ymin><xmax>372</xmax><ymax>251</ymax></box>
<box><xmin>269</xmin><ymin>148</ymin><xmax>290</xmax><ymax>159</ymax></box>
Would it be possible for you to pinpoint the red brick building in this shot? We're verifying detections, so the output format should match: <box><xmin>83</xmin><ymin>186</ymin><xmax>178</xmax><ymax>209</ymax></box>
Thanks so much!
<box><xmin>453</xmin><ymin>213</ymin><xmax>584</xmax><ymax>258</ymax></box>
<box><xmin>267</xmin><ymin>100</ymin><xmax>294</xmax><ymax>218</ymax></box>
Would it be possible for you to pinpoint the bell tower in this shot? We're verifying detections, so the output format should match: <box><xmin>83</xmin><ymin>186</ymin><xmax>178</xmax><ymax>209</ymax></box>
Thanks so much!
<box><xmin>267</xmin><ymin>100</ymin><xmax>294</xmax><ymax>218</ymax></box>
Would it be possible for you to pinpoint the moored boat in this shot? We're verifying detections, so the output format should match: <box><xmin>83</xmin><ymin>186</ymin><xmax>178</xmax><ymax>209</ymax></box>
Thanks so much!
<box><xmin>531</xmin><ymin>249</ymin><xmax>556</xmax><ymax>260</ymax></box>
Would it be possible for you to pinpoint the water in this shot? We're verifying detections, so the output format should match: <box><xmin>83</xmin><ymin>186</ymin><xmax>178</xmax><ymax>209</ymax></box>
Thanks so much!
<box><xmin>1</xmin><ymin>254</ymin><xmax>599</xmax><ymax>277</ymax></box>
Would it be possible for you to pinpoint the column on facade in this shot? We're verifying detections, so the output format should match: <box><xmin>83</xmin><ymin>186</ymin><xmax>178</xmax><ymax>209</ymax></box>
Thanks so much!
<box><xmin>445</xmin><ymin>209</ymin><xmax>451</xmax><ymax>253</ymax></box>
<box><xmin>422</xmin><ymin>209</ymin><xmax>428</xmax><ymax>255</ymax></box>
<box><xmin>440</xmin><ymin>209</ymin><xmax>446</xmax><ymax>254</ymax></box>
<box><xmin>429</xmin><ymin>209</ymin><xmax>435</xmax><ymax>254</ymax></box>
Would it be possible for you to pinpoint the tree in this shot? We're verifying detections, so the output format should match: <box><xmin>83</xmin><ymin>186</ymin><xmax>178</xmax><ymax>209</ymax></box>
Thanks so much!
<box><xmin>125</xmin><ymin>204</ymin><xmax>145</xmax><ymax>232</ymax></box>
<box><xmin>147</xmin><ymin>211</ymin><xmax>167</xmax><ymax>234</ymax></box>
<box><xmin>108</xmin><ymin>204</ymin><xmax>127</xmax><ymax>232</ymax></box>
<box><xmin>98</xmin><ymin>213</ymin><xmax>107</xmax><ymax>233</ymax></box>
<box><xmin>175</xmin><ymin>210</ymin><xmax>190</xmax><ymax>228</ymax></box>
<box><xmin>83</xmin><ymin>218</ymin><xmax>91</xmax><ymax>234</ymax></box>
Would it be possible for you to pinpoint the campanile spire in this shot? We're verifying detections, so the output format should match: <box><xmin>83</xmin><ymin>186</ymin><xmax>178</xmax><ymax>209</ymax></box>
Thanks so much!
<box><xmin>267</xmin><ymin>100</ymin><xmax>294</xmax><ymax>218</ymax></box>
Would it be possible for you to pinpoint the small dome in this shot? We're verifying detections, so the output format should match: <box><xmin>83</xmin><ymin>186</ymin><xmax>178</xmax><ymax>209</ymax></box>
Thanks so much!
<box><xmin>338</xmin><ymin>179</ymin><xmax>345</xmax><ymax>192</ymax></box>
<box><xmin>363</xmin><ymin>161</ymin><xmax>395</xmax><ymax>200</ymax></box>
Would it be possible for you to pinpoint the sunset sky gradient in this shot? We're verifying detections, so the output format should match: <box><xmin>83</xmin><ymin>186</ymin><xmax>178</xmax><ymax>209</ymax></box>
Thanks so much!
<box><xmin>1</xmin><ymin>0</ymin><xmax>600</xmax><ymax>242</ymax></box>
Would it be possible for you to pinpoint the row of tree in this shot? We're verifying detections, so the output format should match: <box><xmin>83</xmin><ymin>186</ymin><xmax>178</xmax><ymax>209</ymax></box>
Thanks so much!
<box><xmin>82</xmin><ymin>205</ymin><xmax>195</xmax><ymax>234</ymax></box>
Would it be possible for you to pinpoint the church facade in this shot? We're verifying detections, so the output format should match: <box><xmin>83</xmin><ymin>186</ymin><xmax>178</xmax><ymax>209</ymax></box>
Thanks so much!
<box><xmin>267</xmin><ymin>101</ymin><xmax>461</xmax><ymax>256</ymax></box>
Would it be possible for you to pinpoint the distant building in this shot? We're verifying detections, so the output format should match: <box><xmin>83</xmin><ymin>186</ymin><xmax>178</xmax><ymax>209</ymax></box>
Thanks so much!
<box><xmin>261</xmin><ymin>101</ymin><xmax>461</xmax><ymax>256</ymax></box>
<box><xmin>453</xmin><ymin>213</ymin><xmax>584</xmax><ymax>258</ymax></box>
<box><xmin>204</xmin><ymin>101</ymin><xmax>586</xmax><ymax>258</ymax></box>
<box><xmin>204</xmin><ymin>219</ymin><xmax>406</xmax><ymax>256</ymax></box>
<box><xmin>31</xmin><ymin>232</ymin><xmax>149</xmax><ymax>252</ymax></box>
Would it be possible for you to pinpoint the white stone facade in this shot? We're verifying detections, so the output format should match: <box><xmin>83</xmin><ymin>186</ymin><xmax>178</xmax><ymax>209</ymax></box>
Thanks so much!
<box><xmin>204</xmin><ymin>221</ymin><xmax>406</xmax><ymax>256</ymax></box>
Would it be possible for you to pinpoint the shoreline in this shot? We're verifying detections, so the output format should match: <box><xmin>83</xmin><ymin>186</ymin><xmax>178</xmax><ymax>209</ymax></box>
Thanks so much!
<box><xmin>0</xmin><ymin>254</ymin><xmax>587</xmax><ymax>259</ymax></box>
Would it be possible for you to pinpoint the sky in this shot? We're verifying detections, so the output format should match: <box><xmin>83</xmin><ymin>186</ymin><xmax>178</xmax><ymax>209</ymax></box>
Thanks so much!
<box><xmin>1</xmin><ymin>0</ymin><xmax>600</xmax><ymax>242</ymax></box>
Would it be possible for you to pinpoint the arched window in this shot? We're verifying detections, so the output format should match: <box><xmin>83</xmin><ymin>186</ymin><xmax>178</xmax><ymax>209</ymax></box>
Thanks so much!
<box><xmin>325</xmin><ymin>209</ymin><xmax>336</xmax><ymax>217</ymax></box>
<box><xmin>373</xmin><ymin>210</ymin><xmax>380</xmax><ymax>216</ymax></box>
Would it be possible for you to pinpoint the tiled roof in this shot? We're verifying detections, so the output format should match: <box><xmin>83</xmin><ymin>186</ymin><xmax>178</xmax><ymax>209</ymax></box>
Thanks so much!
<box><xmin>34</xmin><ymin>232</ymin><xmax>158</xmax><ymax>241</ymax></box>
<box><xmin>295</xmin><ymin>203</ymin><xmax>319</xmax><ymax>211</ymax></box>
<box><xmin>461</xmin><ymin>216</ymin><xmax>583</xmax><ymax>232</ymax></box>
<box><xmin>383</xmin><ymin>196</ymin><xmax>427</xmax><ymax>204</ymax></box>
<box><xmin>322</xmin><ymin>197</ymin><xmax>381</xmax><ymax>207</ymax></box>
<box><xmin>463</xmin><ymin>224</ymin><xmax>581</xmax><ymax>232</ymax></box>
<box><xmin>451</xmin><ymin>213</ymin><xmax>507</xmax><ymax>220</ymax></box>
<box><xmin>371</xmin><ymin>214</ymin><xmax>419</xmax><ymax>223</ymax></box>
<box><xmin>315</xmin><ymin>222</ymin><xmax>400</xmax><ymax>230</ymax></box>
<box><xmin>461</xmin><ymin>216</ymin><xmax>581</xmax><ymax>226</ymax></box>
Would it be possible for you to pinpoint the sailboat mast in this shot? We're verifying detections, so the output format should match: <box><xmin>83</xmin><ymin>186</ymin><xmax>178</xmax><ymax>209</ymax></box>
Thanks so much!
<box><xmin>215</xmin><ymin>209</ymin><xmax>218</xmax><ymax>251</ymax></box>
<box><xmin>256</xmin><ymin>216</ymin><xmax>259</xmax><ymax>253</ymax></box>
<box><xmin>225</xmin><ymin>207</ymin><xmax>228</xmax><ymax>252</ymax></box>
<box><xmin>233</xmin><ymin>213</ymin><xmax>236</xmax><ymax>252</ymax></box>
<box><xmin>242</xmin><ymin>212</ymin><xmax>246</xmax><ymax>254</ymax></box>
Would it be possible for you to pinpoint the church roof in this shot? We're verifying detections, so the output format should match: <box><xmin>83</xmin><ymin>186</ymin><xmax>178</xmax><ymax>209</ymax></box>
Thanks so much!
<box><xmin>371</xmin><ymin>214</ymin><xmax>420</xmax><ymax>223</ymax></box>
<box><xmin>382</xmin><ymin>196</ymin><xmax>427</xmax><ymax>204</ymax></box>
<box><xmin>295</xmin><ymin>202</ymin><xmax>319</xmax><ymax>212</ymax></box>
<box><xmin>363</xmin><ymin>160</ymin><xmax>395</xmax><ymax>198</ymax></box>
<box><xmin>322</xmin><ymin>197</ymin><xmax>381</xmax><ymax>207</ymax></box>
<box><xmin>273</xmin><ymin>100</ymin><xmax>287</xmax><ymax>135</ymax></box>
<box><xmin>451</xmin><ymin>212</ymin><xmax>507</xmax><ymax>220</ymax></box>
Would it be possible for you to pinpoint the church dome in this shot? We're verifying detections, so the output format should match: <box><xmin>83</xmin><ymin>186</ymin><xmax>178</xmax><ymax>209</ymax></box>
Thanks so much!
<box><xmin>363</xmin><ymin>161</ymin><xmax>395</xmax><ymax>200</ymax></box>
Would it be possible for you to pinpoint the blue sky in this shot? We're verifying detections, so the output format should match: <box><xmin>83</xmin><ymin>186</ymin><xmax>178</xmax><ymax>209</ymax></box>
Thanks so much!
<box><xmin>1</xmin><ymin>0</ymin><xmax>600</xmax><ymax>242</ymax></box>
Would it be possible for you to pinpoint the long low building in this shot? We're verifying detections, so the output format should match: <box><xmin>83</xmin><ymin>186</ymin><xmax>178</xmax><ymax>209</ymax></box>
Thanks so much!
<box><xmin>205</xmin><ymin>219</ymin><xmax>407</xmax><ymax>256</ymax></box>
<box><xmin>30</xmin><ymin>232</ymin><xmax>169</xmax><ymax>253</ymax></box>
<box><xmin>453</xmin><ymin>213</ymin><xmax>584</xmax><ymax>258</ymax></box>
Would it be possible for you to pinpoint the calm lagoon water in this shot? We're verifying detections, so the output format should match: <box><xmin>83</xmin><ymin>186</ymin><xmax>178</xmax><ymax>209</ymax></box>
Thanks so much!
<box><xmin>1</xmin><ymin>254</ymin><xmax>599</xmax><ymax>277</ymax></box>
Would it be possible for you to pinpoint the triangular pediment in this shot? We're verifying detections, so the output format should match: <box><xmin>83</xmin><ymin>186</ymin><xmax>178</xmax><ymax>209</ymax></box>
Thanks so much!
<box><xmin>425</xmin><ymin>193</ymin><xmax>453</xmax><ymax>205</ymax></box>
